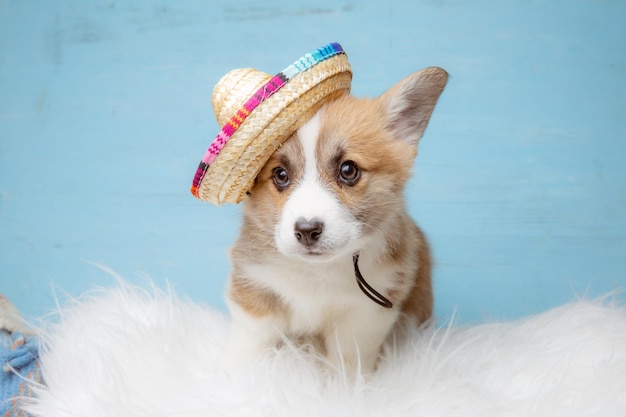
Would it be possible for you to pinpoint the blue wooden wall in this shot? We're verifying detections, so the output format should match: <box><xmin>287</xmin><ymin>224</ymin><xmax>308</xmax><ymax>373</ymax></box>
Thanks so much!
<box><xmin>1</xmin><ymin>0</ymin><xmax>625</xmax><ymax>323</ymax></box>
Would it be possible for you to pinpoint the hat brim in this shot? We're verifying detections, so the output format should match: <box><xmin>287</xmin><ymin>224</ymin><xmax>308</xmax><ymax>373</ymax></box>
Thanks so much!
<box><xmin>193</xmin><ymin>51</ymin><xmax>352</xmax><ymax>205</ymax></box>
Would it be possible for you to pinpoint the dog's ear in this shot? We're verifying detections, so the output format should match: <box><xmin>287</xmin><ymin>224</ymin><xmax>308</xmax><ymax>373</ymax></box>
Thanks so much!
<box><xmin>380</xmin><ymin>67</ymin><xmax>448</xmax><ymax>148</ymax></box>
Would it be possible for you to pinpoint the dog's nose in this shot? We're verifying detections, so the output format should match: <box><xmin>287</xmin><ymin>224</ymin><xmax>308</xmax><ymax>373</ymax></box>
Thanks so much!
<box><xmin>294</xmin><ymin>218</ymin><xmax>323</xmax><ymax>246</ymax></box>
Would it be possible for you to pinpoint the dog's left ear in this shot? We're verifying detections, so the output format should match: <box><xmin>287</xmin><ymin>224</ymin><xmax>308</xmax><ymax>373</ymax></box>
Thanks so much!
<box><xmin>380</xmin><ymin>67</ymin><xmax>448</xmax><ymax>148</ymax></box>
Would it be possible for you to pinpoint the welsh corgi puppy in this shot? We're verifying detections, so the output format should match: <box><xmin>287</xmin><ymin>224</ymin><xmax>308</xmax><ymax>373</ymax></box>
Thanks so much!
<box><xmin>225</xmin><ymin>67</ymin><xmax>448</xmax><ymax>375</ymax></box>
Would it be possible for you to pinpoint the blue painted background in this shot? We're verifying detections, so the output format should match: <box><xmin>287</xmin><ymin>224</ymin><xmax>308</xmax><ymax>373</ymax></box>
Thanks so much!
<box><xmin>1</xmin><ymin>0</ymin><xmax>624</xmax><ymax>324</ymax></box>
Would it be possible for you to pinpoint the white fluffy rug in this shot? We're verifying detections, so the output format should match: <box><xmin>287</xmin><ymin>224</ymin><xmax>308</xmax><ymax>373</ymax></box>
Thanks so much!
<box><xmin>25</xmin><ymin>282</ymin><xmax>626</xmax><ymax>417</ymax></box>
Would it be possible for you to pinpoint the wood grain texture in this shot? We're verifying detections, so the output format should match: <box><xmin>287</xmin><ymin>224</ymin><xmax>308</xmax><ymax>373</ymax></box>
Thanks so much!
<box><xmin>0</xmin><ymin>0</ymin><xmax>624</xmax><ymax>323</ymax></box>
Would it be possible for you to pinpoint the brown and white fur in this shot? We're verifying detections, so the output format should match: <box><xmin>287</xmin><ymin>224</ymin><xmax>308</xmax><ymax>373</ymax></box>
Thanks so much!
<box><xmin>225</xmin><ymin>67</ymin><xmax>448</xmax><ymax>375</ymax></box>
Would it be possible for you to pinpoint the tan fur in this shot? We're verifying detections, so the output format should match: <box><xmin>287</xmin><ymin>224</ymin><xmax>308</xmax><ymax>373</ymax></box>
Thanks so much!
<box><xmin>400</xmin><ymin>224</ymin><xmax>433</xmax><ymax>325</ymax></box>
<box><xmin>229</xmin><ymin>269</ymin><xmax>285</xmax><ymax>318</ymax></box>
<box><xmin>316</xmin><ymin>96</ymin><xmax>415</xmax><ymax>232</ymax></box>
<box><xmin>225</xmin><ymin>67</ymin><xmax>448</xmax><ymax>374</ymax></box>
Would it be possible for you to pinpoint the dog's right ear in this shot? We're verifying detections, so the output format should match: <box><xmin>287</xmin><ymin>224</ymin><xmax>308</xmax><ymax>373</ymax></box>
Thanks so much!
<box><xmin>380</xmin><ymin>67</ymin><xmax>448</xmax><ymax>149</ymax></box>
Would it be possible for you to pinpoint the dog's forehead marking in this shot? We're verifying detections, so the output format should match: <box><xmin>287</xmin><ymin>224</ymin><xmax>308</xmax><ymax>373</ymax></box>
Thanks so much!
<box><xmin>284</xmin><ymin>112</ymin><xmax>337</xmax><ymax>223</ymax></box>
<box><xmin>297</xmin><ymin>112</ymin><xmax>321</xmax><ymax>181</ymax></box>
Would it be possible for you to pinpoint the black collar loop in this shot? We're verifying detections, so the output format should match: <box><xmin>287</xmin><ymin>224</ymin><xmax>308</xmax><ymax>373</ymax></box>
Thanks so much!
<box><xmin>352</xmin><ymin>252</ymin><xmax>393</xmax><ymax>309</ymax></box>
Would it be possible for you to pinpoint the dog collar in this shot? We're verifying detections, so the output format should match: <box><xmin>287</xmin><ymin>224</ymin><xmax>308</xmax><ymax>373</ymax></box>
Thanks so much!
<box><xmin>353</xmin><ymin>252</ymin><xmax>393</xmax><ymax>309</ymax></box>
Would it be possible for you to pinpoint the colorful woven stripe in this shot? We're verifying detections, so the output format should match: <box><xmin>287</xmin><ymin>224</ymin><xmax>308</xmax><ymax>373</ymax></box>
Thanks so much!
<box><xmin>191</xmin><ymin>42</ymin><xmax>345</xmax><ymax>198</ymax></box>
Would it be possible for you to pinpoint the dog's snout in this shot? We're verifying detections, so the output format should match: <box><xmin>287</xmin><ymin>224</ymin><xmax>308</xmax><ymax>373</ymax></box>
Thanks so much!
<box><xmin>294</xmin><ymin>218</ymin><xmax>323</xmax><ymax>246</ymax></box>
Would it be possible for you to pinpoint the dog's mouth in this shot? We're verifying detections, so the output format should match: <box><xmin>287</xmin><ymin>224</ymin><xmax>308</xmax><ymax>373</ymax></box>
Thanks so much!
<box><xmin>285</xmin><ymin>244</ymin><xmax>349</xmax><ymax>263</ymax></box>
<box><xmin>305</xmin><ymin>250</ymin><xmax>324</xmax><ymax>256</ymax></box>
<box><xmin>290</xmin><ymin>236</ymin><xmax>364</xmax><ymax>263</ymax></box>
<box><xmin>298</xmin><ymin>250</ymin><xmax>335</xmax><ymax>262</ymax></box>
<box><xmin>293</xmin><ymin>244</ymin><xmax>354</xmax><ymax>263</ymax></box>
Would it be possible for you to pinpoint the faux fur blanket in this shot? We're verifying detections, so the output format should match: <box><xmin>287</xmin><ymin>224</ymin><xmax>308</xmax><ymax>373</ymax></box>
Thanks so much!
<box><xmin>21</xmin><ymin>283</ymin><xmax>626</xmax><ymax>417</ymax></box>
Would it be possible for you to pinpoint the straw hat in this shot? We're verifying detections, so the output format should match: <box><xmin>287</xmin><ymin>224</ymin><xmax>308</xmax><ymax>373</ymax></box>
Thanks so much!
<box><xmin>191</xmin><ymin>42</ymin><xmax>353</xmax><ymax>205</ymax></box>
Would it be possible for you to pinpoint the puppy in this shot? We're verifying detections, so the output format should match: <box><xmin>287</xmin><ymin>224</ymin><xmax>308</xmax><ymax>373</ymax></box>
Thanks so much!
<box><xmin>225</xmin><ymin>67</ymin><xmax>448</xmax><ymax>374</ymax></box>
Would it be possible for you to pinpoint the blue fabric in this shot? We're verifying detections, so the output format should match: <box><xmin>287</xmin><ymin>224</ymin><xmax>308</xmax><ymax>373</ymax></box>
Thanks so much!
<box><xmin>0</xmin><ymin>329</ymin><xmax>41</xmax><ymax>417</ymax></box>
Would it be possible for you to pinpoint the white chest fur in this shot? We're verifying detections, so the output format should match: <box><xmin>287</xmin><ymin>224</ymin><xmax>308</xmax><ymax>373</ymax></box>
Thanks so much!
<box><xmin>230</xmin><ymin>251</ymin><xmax>401</xmax><ymax>374</ymax></box>
<box><xmin>242</xmin><ymin>251</ymin><xmax>397</xmax><ymax>336</ymax></box>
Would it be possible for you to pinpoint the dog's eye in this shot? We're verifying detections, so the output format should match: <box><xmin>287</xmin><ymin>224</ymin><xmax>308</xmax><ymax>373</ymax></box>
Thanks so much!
<box><xmin>339</xmin><ymin>160</ymin><xmax>360</xmax><ymax>186</ymax></box>
<box><xmin>272</xmin><ymin>167</ymin><xmax>290</xmax><ymax>190</ymax></box>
